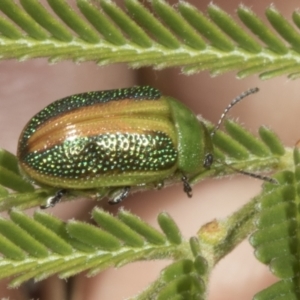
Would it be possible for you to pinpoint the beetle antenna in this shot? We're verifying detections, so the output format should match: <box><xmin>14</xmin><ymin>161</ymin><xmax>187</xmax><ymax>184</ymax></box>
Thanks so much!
<box><xmin>218</xmin><ymin>160</ymin><xmax>278</xmax><ymax>184</ymax></box>
<box><xmin>210</xmin><ymin>88</ymin><xmax>277</xmax><ymax>185</ymax></box>
<box><xmin>210</xmin><ymin>87</ymin><xmax>259</xmax><ymax>138</ymax></box>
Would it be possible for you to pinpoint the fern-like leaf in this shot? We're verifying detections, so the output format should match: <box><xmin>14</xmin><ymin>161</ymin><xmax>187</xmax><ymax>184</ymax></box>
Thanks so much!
<box><xmin>250</xmin><ymin>148</ymin><xmax>300</xmax><ymax>299</ymax></box>
<box><xmin>0</xmin><ymin>149</ymin><xmax>34</xmax><ymax>193</ymax></box>
<box><xmin>0</xmin><ymin>207</ymin><xmax>208</xmax><ymax>298</ymax></box>
<box><xmin>132</xmin><ymin>258</ymin><xmax>206</xmax><ymax>300</ymax></box>
<box><xmin>0</xmin><ymin>0</ymin><xmax>300</xmax><ymax>78</ymax></box>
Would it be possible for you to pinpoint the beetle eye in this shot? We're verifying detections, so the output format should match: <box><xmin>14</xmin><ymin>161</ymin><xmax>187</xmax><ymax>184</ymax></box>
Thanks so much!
<box><xmin>203</xmin><ymin>153</ymin><xmax>213</xmax><ymax>168</ymax></box>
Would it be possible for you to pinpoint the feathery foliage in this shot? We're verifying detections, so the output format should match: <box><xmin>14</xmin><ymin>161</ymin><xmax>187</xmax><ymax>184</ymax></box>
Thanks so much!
<box><xmin>0</xmin><ymin>0</ymin><xmax>300</xmax><ymax>78</ymax></box>
<box><xmin>0</xmin><ymin>192</ymin><xmax>274</xmax><ymax>299</ymax></box>
<box><xmin>250</xmin><ymin>149</ymin><xmax>300</xmax><ymax>300</ymax></box>
<box><xmin>1</xmin><ymin>1</ymin><xmax>300</xmax><ymax>299</ymax></box>
<box><xmin>0</xmin><ymin>208</ymin><xmax>208</xmax><ymax>295</ymax></box>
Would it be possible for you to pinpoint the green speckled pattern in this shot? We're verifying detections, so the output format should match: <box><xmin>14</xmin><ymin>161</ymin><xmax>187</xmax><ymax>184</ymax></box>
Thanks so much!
<box><xmin>23</xmin><ymin>132</ymin><xmax>177</xmax><ymax>179</ymax></box>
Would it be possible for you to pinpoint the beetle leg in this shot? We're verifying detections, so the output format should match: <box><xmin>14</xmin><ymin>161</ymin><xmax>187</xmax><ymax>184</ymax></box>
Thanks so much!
<box><xmin>155</xmin><ymin>182</ymin><xmax>164</xmax><ymax>190</ymax></box>
<box><xmin>203</xmin><ymin>153</ymin><xmax>214</xmax><ymax>168</ymax></box>
<box><xmin>40</xmin><ymin>189</ymin><xmax>67</xmax><ymax>209</ymax></box>
<box><xmin>181</xmin><ymin>175</ymin><xmax>192</xmax><ymax>198</ymax></box>
<box><xmin>108</xmin><ymin>187</ymin><xmax>131</xmax><ymax>204</ymax></box>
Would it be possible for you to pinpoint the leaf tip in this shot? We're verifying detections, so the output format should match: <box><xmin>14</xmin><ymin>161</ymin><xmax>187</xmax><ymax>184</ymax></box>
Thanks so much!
<box><xmin>267</xmin><ymin>3</ymin><xmax>278</xmax><ymax>13</ymax></box>
<box><xmin>237</xmin><ymin>4</ymin><xmax>252</xmax><ymax>13</ymax></box>
<box><xmin>208</xmin><ymin>2</ymin><xmax>220</xmax><ymax>10</ymax></box>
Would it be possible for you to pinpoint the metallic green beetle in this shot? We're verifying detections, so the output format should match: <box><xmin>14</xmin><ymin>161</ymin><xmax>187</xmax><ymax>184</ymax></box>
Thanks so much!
<box><xmin>17</xmin><ymin>86</ymin><xmax>257</xmax><ymax>208</ymax></box>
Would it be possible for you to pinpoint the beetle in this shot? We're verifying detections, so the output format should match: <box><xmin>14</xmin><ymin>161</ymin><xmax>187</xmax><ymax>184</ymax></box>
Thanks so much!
<box><xmin>17</xmin><ymin>86</ymin><xmax>259</xmax><ymax>208</ymax></box>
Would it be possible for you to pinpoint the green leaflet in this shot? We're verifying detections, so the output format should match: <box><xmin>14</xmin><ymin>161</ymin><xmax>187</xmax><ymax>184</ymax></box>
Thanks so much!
<box><xmin>250</xmin><ymin>148</ymin><xmax>300</xmax><ymax>299</ymax></box>
<box><xmin>0</xmin><ymin>208</ymin><xmax>210</xmax><ymax>295</ymax></box>
<box><xmin>0</xmin><ymin>1</ymin><xmax>299</xmax><ymax>78</ymax></box>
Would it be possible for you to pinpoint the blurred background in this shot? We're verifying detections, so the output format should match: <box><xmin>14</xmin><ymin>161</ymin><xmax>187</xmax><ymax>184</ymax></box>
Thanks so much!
<box><xmin>0</xmin><ymin>0</ymin><xmax>299</xmax><ymax>299</ymax></box>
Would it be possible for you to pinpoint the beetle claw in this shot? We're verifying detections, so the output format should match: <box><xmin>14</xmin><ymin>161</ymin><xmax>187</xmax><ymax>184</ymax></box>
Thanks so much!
<box><xmin>41</xmin><ymin>189</ymin><xmax>67</xmax><ymax>209</ymax></box>
<box><xmin>109</xmin><ymin>187</ymin><xmax>131</xmax><ymax>205</ymax></box>
<box><xmin>182</xmin><ymin>176</ymin><xmax>192</xmax><ymax>198</ymax></box>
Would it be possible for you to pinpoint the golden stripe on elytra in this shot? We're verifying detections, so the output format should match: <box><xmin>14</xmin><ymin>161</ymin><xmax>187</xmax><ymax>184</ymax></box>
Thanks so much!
<box><xmin>26</xmin><ymin>98</ymin><xmax>172</xmax><ymax>151</ymax></box>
